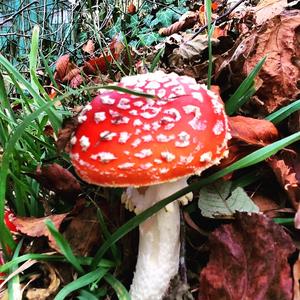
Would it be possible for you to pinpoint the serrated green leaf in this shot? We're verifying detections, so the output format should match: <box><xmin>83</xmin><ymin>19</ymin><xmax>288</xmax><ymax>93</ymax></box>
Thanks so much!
<box><xmin>198</xmin><ymin>181</ymin><xmax>259</xmax><ymax>218</ymax></box>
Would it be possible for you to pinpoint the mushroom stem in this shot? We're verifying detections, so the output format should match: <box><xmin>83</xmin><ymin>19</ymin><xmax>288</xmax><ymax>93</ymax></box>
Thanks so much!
<box><xmin>122</xmin><ymin>178</ymin><xmax>192</xmax><ymax>300</ymax></box>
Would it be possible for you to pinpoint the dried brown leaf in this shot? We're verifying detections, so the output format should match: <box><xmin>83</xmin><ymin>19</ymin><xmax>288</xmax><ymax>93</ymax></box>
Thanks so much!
<box><xmin>25</xmin><ymin>263</ymin><xmax>60</xmax><ymax>300</ymax></box>
<box><xmin>56</xmin><ymin>116</ymin><xmax>78</xmax><ymax>153</ymax></box>
<box><xmin>13</xmin><ymin>214</ymin><xmax>67</xmax><ymax>251</ymax></box>
<box><xmin>244</xmin><ymin>10</ymin><xmax>300</xmax><ymax>114</ymax></box>
<box><xmin>294</xmin><ymin>204</ymin><xmax>300</xmax><ymax>229</ymax></box>
<box><xmin>63</xmin><ymin>206</ymin><xmax>102</xmax><ymax>256</ymax></box>
<box><xmin>127</xmin><ymin>2</ymin><xmax>136</xmax><ymax>14</ymax></box>
<box><xmin>54</xmin><ymin>54</ymin><xmax>70</xmax><ymax>82</ymax></box>
<box><xmin>216</xmin><ymin>10</ymin><xmax>300</xmax><ymax>116</ymax></box>
<box><xmin>69</xmin><ymin>73</ymin><xmax>83</xmax><ymax>88</ymax></box>
<box><xmin>82</xmin><ymin>40</ymin><xmax>95</xmax><ymax>55</ymax></box>
<box><xmin>199</xmin><ymin>213</ymin><xmax>296</xmax><ymax>300</ymax></box>
<box><xmin>33</xmin><ymin>163</ymin><xmax>81</xmax><ymax>198</ymax></box>
<box><xmin>268</xmin><ymin>154</ymin><xmax>300</xmax><ymax>209</ymax></box>
<box><xmin>254</xmin><ymin>0</ymin><xmax>287</xmax><ymax>25</ymax></box>
<box><xmin>159</xmin><ymin>12</ymin><xmax>198</xmax><ymax>36</ymax></box>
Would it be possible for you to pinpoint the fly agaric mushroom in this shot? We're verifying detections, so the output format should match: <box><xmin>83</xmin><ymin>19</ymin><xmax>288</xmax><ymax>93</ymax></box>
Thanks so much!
<box><xmin>70</xmin><ymin>71</ymin><xmax>230</xmax><ymax>300</ymax></box>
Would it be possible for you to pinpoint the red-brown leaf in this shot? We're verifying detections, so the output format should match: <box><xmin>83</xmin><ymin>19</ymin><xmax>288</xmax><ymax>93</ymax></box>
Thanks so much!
<box><xmin>54</xmin><ymin>55</ymin><xmax>70</xmax><ymax>82</ymax></box>
<box><xmin>127</xmin><ymin>2</ymin><xmax>136</xmax><ymax>15</ymax></box>
<box><xmin>13</xmin><ymin>214</ymin><xmax>68</xmax><ymax>251</ymax></box>
<box><xmin>229</xmin><ymin>116</ymin><xmax>279</xmax><ymax>146</ymax></box>
<box><xmin>199</xmin><ymin>213</ymin><xmax>295</xmax><ymax>300</ymax></box>
<box><xmin>34</xmin><ymin>163</ymin><xmax>81</xmax><ymax>198</ymax></box>
<box><xmin>219</xmin><ymin>116</ymin><xmax>278</xmax><ymax>170</ymax></box>
<box><xmin>82</xmin><ymin>40</ymin><xmax>95</xmax><ymax>55</ymax></box>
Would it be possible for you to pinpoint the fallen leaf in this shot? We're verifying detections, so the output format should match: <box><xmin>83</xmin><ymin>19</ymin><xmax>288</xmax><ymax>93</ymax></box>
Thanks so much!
<box><xmin>25</xmin><ymin>263</ymin><xmax>60</xmax><ymax>300</ymax></box>
<box><xmin>229</xmin><ymin>116</ymin><xmax>279</xmax><ymax>146</ymax></box>
<box><xmin>128</xmin><ymin>2</ymin><xmax>136</xmax><ymax>14</ymax></box>
<box><xmin>13</xmin><ymin>214</ymin><xmax>68</xmax><ymax>251</ymax></box>
<box><xmin>215</xmin><ymin>10</ymin><xmax>300</xmax><ymax>115</ymax></box>
<box><xmin>168</xmin><ymin>34</ymin><xmax>219</xmax><ymax>67</ymax></box>
<box><xmin>82</xmin><ymin>40</ymin><xmax>95</xmax><ymax>55</ymax></box>
<box><xmin>295</xmin><ymin>204</ymin><xmax>300</xmax><ymax>229</ymax></box>
<box><xmin>251</xmin><ymin>193</ymin><xmax>281</xmax><ymax>217</ymax></box>
<box><xmin>243</xmin><ymin>10</ymin><xmax>300</xmax><ymax>114</ymax></box>
<box><xmin>32</xmin><ymin>163</ymin><xmax>81</xmax><ymax>198</ymax></box>
<box><xmin>159</xmin><ymin>11</ymin><xmax>198</xmax><ymax>36</ymax></box>
<box><xmin>219</xmin><ymin>116</ymin><xmax>278</xmax><ymax>170</ymax></box>
<box><xmin>63</xmin><ymin>205</ymin><xmax>102</xmax><ymax>256</ymax></box>
<box><xmin>198</xmin><ymin>180</ymin><xmax>259</xmax><ymax>218</ymax></box>
<box><xmin>83</xmin><ymin>36</ymin><xmax>124</xmax><ymax>75</ymax></box>
<box><xmin>268</xmin><ymin>154</ymin><xmax>300</xmax><ymax>210</ymax></box>
<box><xmin>254</xmin><ymin>0</ymin><xmax>287</xmax><ymax>25</ymax></box>
<box><xmin>54</xmin><ymin>55</ymin><xmax>70</xmax><ymax>82</ymax></box>
<box><xmin>199</xmin><ymin>213</ymin><xmax>296</xmax><ymax>300</ymax></box>
<box><xmin>56</xmin><ymin>116</ymin><xmax>79</xmax><ymax>153</ymax></box>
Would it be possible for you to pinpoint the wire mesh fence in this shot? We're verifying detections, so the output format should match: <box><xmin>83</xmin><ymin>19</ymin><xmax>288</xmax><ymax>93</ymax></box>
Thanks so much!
<box><xmin>0</xmin><ymin>0</ymin><xmax>78</xmax><ymax>61</ymax></box>
<box><xmin>0</xmin><ymin>0</ymin><xmax>146</xmax><ymax>63</ymax></box>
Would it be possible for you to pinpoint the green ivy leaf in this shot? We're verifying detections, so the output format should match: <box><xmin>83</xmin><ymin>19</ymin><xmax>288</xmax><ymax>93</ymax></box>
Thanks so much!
<box><xmin>154</xmin><ymin>9</ymin><xmax>176</xmax><ymax>27</ymax></box>
<box><xmin>137</xmin><ymin>32</ymin><xmax>162</xmax><ymax>46</ymax></box>
<box><xmin>198</xmin><ymin>181</ymin><xmax>259</xmax><ymax>218</ymax></box>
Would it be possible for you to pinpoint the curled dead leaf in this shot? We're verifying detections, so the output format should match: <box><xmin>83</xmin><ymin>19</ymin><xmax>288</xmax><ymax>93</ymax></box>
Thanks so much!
<box><xmin>159</xmin><ymin>12</ymin><xmax>198</xmax><ymax>36</ymax></box>
<box><xmin>199</xmin><ymin>213</ymin><xmax>296</xmax><ymax>300</ymax></box>
<box><xmin>33</xmin><ymin>163</ymin><xmax>81</xmax><ymax>198</ymax></box>
<box><xmin>56</xmin><ymin>116</ymin><xmax>79</xmax><ymax>153</ymax></box>
<box><xmin>128</xmin><ymin>2</ymin><xmax>136</xmax><ymax>14</ymax></box>
<box><xmin>268</xmin><ymin>152</ymin><xmax>300</xmax><ymax>210</ymax></box>
<box><xmin>13</xmin><ymin>214</ymin><xmax>68</xmax><ymax>252</ymax></box>
<box><xmin>219</xmin><ymin>116</ymin><xmax>278</xmax><ymax>170</ymax></box>
<box><xmin>25</xmin><ymin>263</ymin><xmax>60</xmax><ymax>300</ymax></box>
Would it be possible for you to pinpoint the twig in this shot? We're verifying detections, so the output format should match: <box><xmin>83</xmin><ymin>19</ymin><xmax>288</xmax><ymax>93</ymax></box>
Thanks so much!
<box><xmin>0</xmin><ymin>1</ymin><xmax>39</xmax><ymax>26</ymax></box>
<box><xmin>190</xmin><ymin>0</ymin><xmax>247</xmax><ymax>40</ymax></box>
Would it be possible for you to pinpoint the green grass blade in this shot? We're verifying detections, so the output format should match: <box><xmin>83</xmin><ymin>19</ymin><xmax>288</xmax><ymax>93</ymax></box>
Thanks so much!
<box><xmin>0</xmin><ymin>73</ymin><xmax>16</xmax><ymax>122</ymax></box>
<box><xmin>205</xmin><ymin>0</ymin><xmax>213</xmax><ymax>89</ymax></box>
<box><xmin>45</xmin><ymin>220</ymin><xmax>84</xmax><ymax>273</ymax></box>
<box><xmin>29</xmin><ymin>26</ymin><xmax>40</xmax><ymax>93</ymax></box>
<box><xmin>273</xmin><ymin>218</ymin><xmax>294</xmax><ymax>225</ymax></box>
<box><xmin>0</xmin><ymin>54</ymin><xmax>61</xmax><ymax>132</ymax></box>
<box><xmin>225</xmin><ymin>57</ymin><xmax>266</xmax><ymax>115</ymax></box>
<box><xmin>8</xmin><ymin>241</ymin><xmax>23</xmax><ymax>300</ymax></box>
<box><xmin>92</xmin><ymin>131</ymin><xmax>300</xmax><ymax>267</ymax></box>
<box><xmin>0</xmin><ymin>254</ymin><xmax>114</xmax><ymax>273</ymax></box>
<box><xmin>54</xmin><ymin>268</ymin><xmax>108</xmax><ymax>300</ymax></box>
<box><xmin>150</xmin><ymin>47</ymin><xmax>165</xmax><ymax>72</ymax></box>
<box><xmin>104</xmin><ymin>273</ymin><xmax>131</xmax><ymax>300</ymax></box>
<box><xmin>266</xmin><ymin>99</ymin><xmax>300</xmax><ymax>124</ymax></box>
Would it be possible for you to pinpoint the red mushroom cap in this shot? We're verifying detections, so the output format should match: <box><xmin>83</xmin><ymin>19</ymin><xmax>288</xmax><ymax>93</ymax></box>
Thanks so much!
<box><xmin>70</xmin><ymin>71</ymin><xmax>230</xmax><ymax>187</ymax></box>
